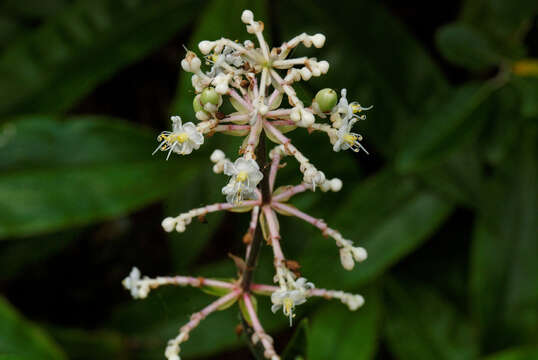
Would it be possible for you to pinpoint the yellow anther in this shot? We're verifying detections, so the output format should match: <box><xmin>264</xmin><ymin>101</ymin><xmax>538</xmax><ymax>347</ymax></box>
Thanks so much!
<box><xmin>236</xmin><ymin>170</ymin><xmax>248</xmax><ymax>182</ymax></box>
<box><xmin>283</xmin><ymin>297</ymin><xmax>293</xmax><ymax>316</ymax></box>
<box><xmin>351</xmin><ymin>104</ymin><xmax>361</xmax><ymax>113</ymax></box>
<box><xmin>343</xmin><ymin>134</ymin><xmax>357</xmax><ymax>144</ymax></box>
<box><xmin>175</xmin><ymin>132</ymin><xmax>189</xmax><ymax>143</ymax></box>
<box><xmin>210</xmin><ymin>54</ymin><xmax>218</xmax><ymax>62</ymax></box>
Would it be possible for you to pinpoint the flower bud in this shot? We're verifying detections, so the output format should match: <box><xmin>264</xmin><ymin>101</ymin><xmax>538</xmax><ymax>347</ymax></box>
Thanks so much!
<box><xmin>195</xmin><ymin>110</ymin><xmax>210</xmax><ymax>121</ymax></box>
<box><xmin>318</xmin><ymin>60</ymin><xmax>329</xmax><ymax>74</ymax></box>
<box><xmin>162</xmin><ymin>217</ymin><xmax>176</xmax><ymax>232</ymax></box>
<box><xmin>315</xmin><ymin>88</ymin><xmax>338</xmax><ymax>112</ymax></box>
<box><xmin>200</xmin><ymin>87</ymin><xmax>220</xmax><ymax>105</ymax></box>
<box><xmin>330</xmin><ymin>178</ymin><xmax>343</xmax><ymax>192</ymax></box>
<box><xmin>339</xmin><ymin>248</ymin><xmax>355</xmax><ymax>270</ymax></box>
<box><xmin>210</xmin><ymin>149</ymin><xmax>225</xmax><ymax>163</ymax></box>
<box><xmin>300</xmin><ymin>67</ymin><xmax>312</xmax><ymax>80</ymax></box>
<box><xmin>198</xmin><ymin>40</ymin><xmax>214</xmax><ymax>54</ymax></box>
<box><xmin>311</xmin><ymin>33</ymin><xmax>326</xmax><ymax>48</ymax></box>
<box><xmin>351</xmin><ymin>246</ymin><xmax>367</xmax><ymax>262</ymax></box>
<box><xmin>241</xmin><ymin>10</ymin><xmax>254</xmax><ymax>23</ymax></box>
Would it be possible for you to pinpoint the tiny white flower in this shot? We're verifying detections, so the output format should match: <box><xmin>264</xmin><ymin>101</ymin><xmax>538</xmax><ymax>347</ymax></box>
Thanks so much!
<box><xmin>271</xmin><ymin>277</ymin><xmax>314</xmax><ymax>326</ymax></box>
<box><xmin>221</xmin><ymin>157</ymin><xmax>263</xmax><ymax>204</ymax></box>
<box><xmin>341</xmin><ymin>293</ymin><xmax>365</xmax><ymax>311</ymax></box>
<box><xmin>153</xmin><ymin>116</ymin><xmax>204</xmax><ymax>159</ymax></box>
<box><xmin>330</xmin><ymin>178</ymin><xmax>343</xmax><ymax>192</ymax></box>
<box><xmin>311</xmin><ymin>34</ymin><xmax>326</xmax><ymax>48</ymax></box>
<box><xmin>339</xmin><ymin>248</ymin><xmax>355</xmax><ymax>270</ymax></box>
<box><xmin>122</xmin><ymin>267</ymin><xmax>150</xmax><ymax>299</ymax></box>
<box><xmin>333</xmin><ymin>118</ymin><xmax>368</xmax><ymax>153</ymax></box>
<box><xmin>210</xmin><ymin>149</ymin><xmax>226</xmax><ymax>163</ymax></box>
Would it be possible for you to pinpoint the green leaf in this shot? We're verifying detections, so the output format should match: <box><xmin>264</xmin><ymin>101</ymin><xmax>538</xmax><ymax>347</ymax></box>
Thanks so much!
<box><xmin>0</xmin><ymin>0</ymin><xmax>202</xmax><ymax>117</ymax></box>
<box><xmin>461</xmin><ymin>0</ymin><xmax>538</xmax><ymax>54</ymax></box>
<box><xmin>0</xmin><ymin>116</ymin><xmax>198</xmax><ymax>239</ymax></box>
<box><xmin>307</xmin><ymin>288</ymin><xmax>381</xmax><ymax>360</ymax></box>
<box><xmin>436</xmin><ymin>23</ymin><xmax>503</xmax><ymax>71</ymax></box>
<box><xmin>48</xmin><ymin>327</ymin><xmax>124</xmax><ymax>360</ymax></box>
<box><xmin>297</xmin><ymin>168</ymin><xmax>453</xmax><ymax>290</ymax></box>
<box><xmin>396</xmin><ymin>83</ymin><xmax>499</xmax><ymax>173</ymax></box>
<box><xmin>0</xmin><ymin>297</ymin><xmax>66</xmax><ymax>360</ymax></box>
<box><xmin>282</xmin><ymin>318</ymin><xmax>308</xmax><ymax>360</ymax></box>
<box><xmin>470</xmin><ymin>124</ymin><xmax>537</xmax><ymax>351</ymax></box>
<box><xmin>483</xmin><ymin>347</ymin><xmax>538</xmax><ymax>360</ymax></box>
<box><xmin>384</xmin><ymin>279</ymin><xmax>479</xmax><ymax>360</ymax></box>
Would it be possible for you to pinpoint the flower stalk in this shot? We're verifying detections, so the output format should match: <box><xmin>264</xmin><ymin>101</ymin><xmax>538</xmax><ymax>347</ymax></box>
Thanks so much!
<box><xmin>122</xmin><ymin>9</ymin><xmax>374</xmax><ymax>359</ymax></box>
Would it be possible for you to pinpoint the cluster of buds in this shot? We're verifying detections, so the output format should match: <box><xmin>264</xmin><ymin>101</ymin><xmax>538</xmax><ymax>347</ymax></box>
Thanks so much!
<box><xmin>123</xmin><ymin>10</ymin><xmax>372</xmax><ymax>360</ymax></box>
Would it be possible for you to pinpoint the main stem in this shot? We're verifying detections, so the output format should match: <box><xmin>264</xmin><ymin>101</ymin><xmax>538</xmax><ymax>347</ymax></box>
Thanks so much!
<box><xmin>241</xmin><ymin>129</ymin><xmax>271</xmax><ymax>292</ymax></box>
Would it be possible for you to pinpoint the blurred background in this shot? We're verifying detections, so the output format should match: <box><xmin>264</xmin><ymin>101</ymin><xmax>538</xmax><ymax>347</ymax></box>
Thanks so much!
<box><xmin>0</xmin><ymin>0</ymin><xmax>536</xmax><ymax>359</ymax></box>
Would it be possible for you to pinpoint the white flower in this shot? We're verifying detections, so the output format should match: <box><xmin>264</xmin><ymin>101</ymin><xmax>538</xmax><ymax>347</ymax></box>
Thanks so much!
<box><xmin>271</xmin><ymin>276</ymin><xmax>314</xmax><ymax>326</ymax></box>
<box><xmin>153</xmin><ymin>116</ymin><xmax>204</xmax><ymax>159</ymax></box>
<box><xmin>340</xmin><ymin>293</ymin><xmax>365</xmax><ymax>311</ymax></box>
<box><xmin>122</xmin><ymin>267</ymin><xmax>150</xmax><ymax>299</ymax></box>
<box><xmin>221</xmin><ymin>157</ymin><xmax>263</xmax><ymax>204</ymax></box>
<box><xmin>332</xmin><ymin>88</ymin><xmax>372</xmax><ymax>124</ymax></box>
<box><xmin>333</xmin><ymin>117</ymin><xmax>368</xmax><ymax>153</ymax></box>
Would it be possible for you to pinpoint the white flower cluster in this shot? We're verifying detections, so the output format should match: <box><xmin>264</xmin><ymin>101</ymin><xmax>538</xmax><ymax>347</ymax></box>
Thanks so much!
<box><xmin>338</xmin><ymin>240</ymin><xmax>368</xmax><ymax>271</ymax></box>
<box><xmin>122</xmin><ymin>267</ymin><xmax>150</xmax><ymax>299</ymax></box>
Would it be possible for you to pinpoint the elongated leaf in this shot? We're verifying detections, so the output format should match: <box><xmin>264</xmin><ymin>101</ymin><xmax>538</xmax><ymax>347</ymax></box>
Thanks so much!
<box><xmin>397</xmin><ymin>83</ymin><xmax>498</xmax><ymax>172</ymax></box>
<box><xmin>0</xmin><ymin>116</ymin><xmax>198</xmax><ymax>239</ymax></box>
<box><xmin>48</xmin><ymin>327</ymin><xmax>125</xmax><ymax>360</ymax></box>
<box><xmin>308</xmin><ymin>288</ymin><xmax>381</xmax><ymax>360</ymax></box>
<box><xmin>0</xmin><ymin>297</ymin><xmax>66</xmax><ymax>360</ymax></box>
<box><xmin>470</xmin><ymin>124</ymin><xmax>537</xmax><ymax>351</ymax></box>
<box><xmin>384</xmin><ymin>279</ymin><xmax>479</xmax><ymax>360</ymax></box>
<box><xmin>297</xmin><ymin>168</ymin><xmax>453</xmax><ymax>290</ymax></box>
<box><xmin>0</xmin><ymin>0</ymin><xmax>202</xmax><ymax>117</ymax></box>
<box><xmin>436</xmin><ymin>23</ymin><xmax>503</xmax><ymax>71</ymax></box>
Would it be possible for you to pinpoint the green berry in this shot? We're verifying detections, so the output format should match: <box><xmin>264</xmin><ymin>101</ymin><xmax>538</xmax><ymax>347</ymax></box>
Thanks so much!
<box><xmin>200</xmin><ymin>87</ymin><xmax>220</xmax><ymax>105</ymax></box>
<box><xmin>315</xmin><ymin>88</ymin><xmax>337</xmax><ymax>112</ymax></box>
<box><xmin>193</xmin><ymin>95</ymin><xmax>204</xmax><ymax>112</ymax></box>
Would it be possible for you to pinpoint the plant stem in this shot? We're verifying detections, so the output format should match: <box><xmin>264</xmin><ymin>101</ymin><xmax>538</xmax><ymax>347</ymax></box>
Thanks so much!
<box><xmin>241</xmin><ymin>131</ymin><xmax>271</xmax><ymax>292</ymax></box>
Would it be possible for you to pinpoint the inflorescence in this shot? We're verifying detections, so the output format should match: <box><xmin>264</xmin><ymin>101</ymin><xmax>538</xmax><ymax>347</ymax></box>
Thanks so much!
<box><xmin>123</xmin><ymin>10</ymin><xmax>371</xmax><ymax>360</ymax></box>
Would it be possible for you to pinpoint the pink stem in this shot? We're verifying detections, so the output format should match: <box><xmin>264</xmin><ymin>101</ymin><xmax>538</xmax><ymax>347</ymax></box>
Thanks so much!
<box><xmin>265</xmin><ymin>109</ymin><xmax>292</xmax><ymax>118</ymax></box>
<box><xmin>271</xmin><ymin>183</ymin><xmax>311</xmax><ymax>202</ymax></box>
<box><xmin>245</xmin><ymin>114</ymin><xmax>263</xmax><ymax>156</ymax></box>
<box><xmin>220</xmin><ymin>114</ymin><xmax>250</xmax><ymax>123</ymax></box>
<box><xmin>262</xmin><ymin>206</ymin><xmax>285</xmax><ymax>263</ymax></box>
<box><xmin>154</xmin><ymin>276</ymin><xmax>235</xmax><ymax>289</ymax></box>
<box><xmin>244</xmin><ymin>205</ymin><xmax>260</xmax><ymax>259</ymax></box>
<box><xmin>268</xmin><ymin>153</ymin><xmax>281</xmax><ymax>192</ymax></box>
<box><xmin>242</xmin><ymin>293</ymin><xmax>279</xmax><ymax>359</ymax></box>
<box><xmin>229</xmin><ymin>89</ymin><xmax>252</xmax><ymax>110</ymax></box>
<box><xmin>271</xmin><ymin>202</ymin><xmax>327</xmax><ymax>232</ymax></box>
<box><xmin>268</xmin><ymin>120</ymin><xmax>295</xmax><ymax>126</ymax></box>
<box><xmin>250</xmin><ymin>283</ymin><xmax>279</xmax><ymax>294</ymax></box>
<box><xmin>267</xmin><ymin>89</ymin><xmax>280</xmax><ymax>107</ymax></box>
<box><xmin>180</xmin><ymin>290</ymin><xmax>240</xmax><ymax>334</ymax></box>
<box><xmin>214</xmin><ymin>124</ymin><xmax>251</xmax><ymax>132</ymax></box>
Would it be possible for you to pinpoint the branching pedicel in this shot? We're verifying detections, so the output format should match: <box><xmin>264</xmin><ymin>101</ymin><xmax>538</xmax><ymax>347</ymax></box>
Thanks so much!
<box><xmin>123</xmin><ymin>10</ymin><xmax>372</xmax><ymax>360</ymax></box>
